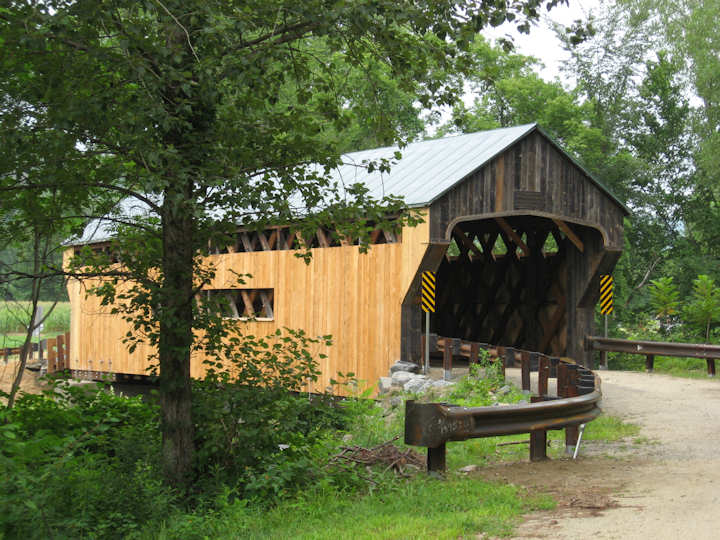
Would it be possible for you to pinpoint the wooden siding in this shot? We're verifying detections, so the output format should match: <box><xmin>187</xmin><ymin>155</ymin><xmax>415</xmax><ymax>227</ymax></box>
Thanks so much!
<box><xmin>65</xmin><ymin>212</ymin><xmax>430</xmax><ymax>392</ymax></box>
<box><xmin>430</xmin><ymin>131</ymin><xmax>625</xmax><ymax>249</ymax></box>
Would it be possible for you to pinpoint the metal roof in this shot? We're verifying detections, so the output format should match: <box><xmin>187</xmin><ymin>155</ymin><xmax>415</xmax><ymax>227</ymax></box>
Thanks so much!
<box><xmin>334</xmin><ymin>123</ymin><xmax>537</xmax><ymax>207</ymax></box>
<box><xmin>68</xmin><ymin>123</ymin><xmax>627</xmax><ymax>246</ymax></box>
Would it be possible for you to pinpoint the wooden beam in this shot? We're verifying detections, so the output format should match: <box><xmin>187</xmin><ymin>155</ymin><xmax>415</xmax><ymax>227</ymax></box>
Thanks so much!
<box><xmin>240</xmin><ymin>232</ymin><xmax>255</xmax><ymax>252</ymax></box>
<box><xmin>257</xmin><ymin>230</ymin><xmax>271</xmax><ymax>251</ymax></box>
<box><xmin>494</xmin><ymin>217</ymin><xmax>530</xmax><ymax>257</ymax></box>
<box><xmin>267</xmin><ymin>229</ymin><xmax>278</xmax><ymax>250</ymax></box>
<box><xmin>552</xmin><ymin>219</ymin><xmax>584</xmax><ymax>253</ymax></box>
<box><xmin>452</xmin><ymin>226</ymin><xmax>482</xmax><ymax>260</ymax></box>
<box><xmin>539</xmin><ymin>299</ymin><xmax>566</xmax><ymax>353</ymax></box>
<box><xmin>240</xmin><ymin>290</ymin><xmax>258</xmax><ymax>317</ymax></box>
<box><xmin>260</xmin><ymin>290</ymin><xmax>274</xmax><ymax>318</ymax></box>
<box><xmin>316</xmin><ymin>227</ymin><xmax>330</xmax><ymax>248</ymax></box>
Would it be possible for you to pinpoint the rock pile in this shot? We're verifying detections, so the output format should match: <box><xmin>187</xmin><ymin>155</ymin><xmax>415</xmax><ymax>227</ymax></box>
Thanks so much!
<box><xmin>378</xmin><ymin>361</ymin><xmax>456</xmax><ymax>395</ymax></box>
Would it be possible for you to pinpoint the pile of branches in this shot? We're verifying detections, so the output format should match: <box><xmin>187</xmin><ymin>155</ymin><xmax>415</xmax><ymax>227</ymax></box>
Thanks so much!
<box><xmin>331</xmin><ymin>436</ymin><xmax>425</xmax><ymax>476</ymax></box>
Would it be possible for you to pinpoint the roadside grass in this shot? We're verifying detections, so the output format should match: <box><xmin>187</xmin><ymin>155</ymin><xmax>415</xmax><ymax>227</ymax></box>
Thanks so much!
<box><xmin>152</xmin><ymin>475</ymin><xmax>555</xmax><ymax>540</ymax></box>
<box><xmin>146</xmin><ymin>370</ymin><xmax>637</xmax><ymax>540</ymax></box>
<box><xmin>608</xmin><ymin>352</ymin><xmax>714</xmax><ymax>380</ymax></box>
<box><xmin>582</xmin><ymin>413</ymin><xmax>640</xmax><ymax>442</ymax></box>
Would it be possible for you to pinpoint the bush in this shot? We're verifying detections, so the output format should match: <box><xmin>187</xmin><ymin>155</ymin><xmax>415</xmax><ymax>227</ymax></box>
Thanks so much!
<box><xmin>0</xmin><ymin>380</ymin><xmax>173</xmax><ymax>539</ymax></box>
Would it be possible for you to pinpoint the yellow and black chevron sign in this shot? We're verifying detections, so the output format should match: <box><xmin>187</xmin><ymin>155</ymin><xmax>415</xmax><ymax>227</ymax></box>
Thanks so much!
<box><xmin>421</xmin><ymin>271</ymin><xmax>436</xmax><ymax>313</ymax></box>
<box><xmin>600</xmin><ymin>275</ymin><xmax>614</xmax><ymax>314</ymax></box>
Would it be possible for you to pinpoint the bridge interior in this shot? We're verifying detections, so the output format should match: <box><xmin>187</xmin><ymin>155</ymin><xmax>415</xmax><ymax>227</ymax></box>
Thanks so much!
<box><xmin>431</xmin><ymin>215</ymin><xmax>597</xmax><ymax>357</ymax></box>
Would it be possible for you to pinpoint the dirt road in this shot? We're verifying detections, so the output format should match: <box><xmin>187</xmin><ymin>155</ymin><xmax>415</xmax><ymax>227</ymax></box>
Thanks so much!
<box><xmin>487</xmin><ymin>370</ymin><xmax>720</xmax><ymax>539</ymax></box>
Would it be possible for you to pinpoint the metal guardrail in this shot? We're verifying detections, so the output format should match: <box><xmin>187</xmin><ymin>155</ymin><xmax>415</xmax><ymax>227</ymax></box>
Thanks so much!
<box><xmin>405</xmin><ymin>339</ymin><xmax>602</xmax><ymax>472</ymax></box>
<box><xmin>586</xmin><ymin>335</ymin><xmax>720</xmax><ymax>375</ymax></box>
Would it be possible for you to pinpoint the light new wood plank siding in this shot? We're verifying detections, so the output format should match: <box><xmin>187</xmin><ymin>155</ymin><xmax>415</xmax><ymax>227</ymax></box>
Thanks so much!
<box><xmin>65</xmin><ymin>211</ymin><xmax>431</xmax><ymax>394</ymax></box>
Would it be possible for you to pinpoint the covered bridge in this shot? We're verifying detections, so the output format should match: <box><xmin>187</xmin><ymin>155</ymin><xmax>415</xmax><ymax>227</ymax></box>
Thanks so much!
<box><xmin>66</xmin><ymin>123</ymin><xmax>627</xmax><ymax>391</ymax></box>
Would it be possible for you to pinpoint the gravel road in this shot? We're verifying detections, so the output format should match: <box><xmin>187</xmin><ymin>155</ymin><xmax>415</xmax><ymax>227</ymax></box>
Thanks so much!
<box><xmin>493</xmin><ymin>369</ymin><xmax>720</xmax><ymax>539</ymax></box>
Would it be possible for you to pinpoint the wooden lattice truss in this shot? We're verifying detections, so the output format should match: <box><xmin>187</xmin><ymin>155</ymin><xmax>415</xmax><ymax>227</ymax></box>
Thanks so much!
<box><xmin>434</xmin><ymin>216</ymin><xmax>586</xmax><ymax>356</ymax></box>
<box><xmin>209</xmin><ymin>224</ymin><xmax>399</xmax><ymax>254</ymax></box>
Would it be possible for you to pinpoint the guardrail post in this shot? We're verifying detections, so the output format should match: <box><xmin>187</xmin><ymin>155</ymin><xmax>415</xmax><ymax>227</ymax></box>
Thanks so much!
<box><xmin>469</xmin><ymin>342</ymin><xmax>480</xmax><ymax>367</ymax></box>
<box><xmin>530</xmin><ymin>395</ymin><xmax>548</xmax><ymax>461</ymax></box>
<box><xmin>427</xmin><ymin>444</ymin><xmax>446</xmax><ymax>473</ymax></box>
<box><xmin>443</xmin><ymin>340</ymin><xmax>452</xmax><ymax>381</ymax></box>
<box><xmin>645</xmin><ymin>354</ymin><xmax>654</xmax><ymax>373</ymax></box>
<box><xmin>538</xmin><ymin>355</ymin><xmax>550</xmax><ymax>396</ymax></box>
<box><xmin>504</xmin><ymin>347</ymin><xmax>514</xmax><ymax>368</ymax></box>
<box><xmin>2</xmin><ymin>348</ymin><xmax>8</xmax><ymax>364</ymax></box>
<box><xmin>707</xmin><ymin>359</ymin><xmax>716</xmax><ymax>377</ymax></box>
<box><xmin>564</xmin><ymin>366</ymin><xmax>580</xmax><ymax>454</ymax></box>
<box><xmin>520</xmin><ymin>351</ymin><xmax>531</xmax><ymax>392</ymax></box>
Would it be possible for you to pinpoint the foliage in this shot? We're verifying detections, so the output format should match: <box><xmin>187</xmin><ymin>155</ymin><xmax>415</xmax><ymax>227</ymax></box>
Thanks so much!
<box><xmin>0</xmin><ymin>0</ymin><xmax>570</xmax><ymax>484</ymax></box>
<box><xmin>148</xmin><ymin>475</ymin><xmax>553</xmax><ymax>540</ymax></box>
<box><xmin>0</xmin><ymin>381</ymin><xmax>173</xmax><ymax>539</ymax></box>
<box><xmin>447</xmin><ymin>352</ymin><xmax>525</xmax><ymax>407</ymax></box>
<box><xmin>647</xmin><ymin>276</ymin><xmax>680</xmax><ymax>332</ymax></box>
<box><xmin>683</xmin><ymin>274</ymin><xmax>720</xmax><ymax>343</ymax></box>
<box><xmin>0</xmin><ymin>301</ymin><xmax>70</xmax><ymax>335</ymax></box>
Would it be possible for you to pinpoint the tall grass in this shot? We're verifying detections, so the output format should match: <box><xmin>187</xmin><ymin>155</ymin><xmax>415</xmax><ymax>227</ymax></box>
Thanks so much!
<box><xmin>0</xmin><ymin>301</ymin><xmax>70</xmax><ymax>334</ymax></box>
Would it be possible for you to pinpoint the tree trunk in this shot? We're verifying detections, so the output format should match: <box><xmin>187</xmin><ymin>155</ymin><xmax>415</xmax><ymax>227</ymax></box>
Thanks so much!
<box><xmin>159</xmin><ymin>185</ymin><xmax>196</xmax><ymax>487</ymax></box>
<box><xmin>7</xmin><ymin>230</ymin><xmax>42</xmax><ymax>409</ymax></box>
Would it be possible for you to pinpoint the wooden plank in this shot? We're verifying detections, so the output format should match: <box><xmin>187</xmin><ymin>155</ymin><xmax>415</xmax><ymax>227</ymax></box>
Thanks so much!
<box><xmin>520</xmin><ymin>350</ymin><xmax>531</xmax><ymax>391</ymax></box>
<box><xmin>552</xmin><ymin>219</ymin><xmax>584</xmax><ymax>253</ymax></box>
<box><xmin>494</xmin><ymin>217</ymin><xmax>530</xmax><ymax>257</ymax></box>
<box><xmin>56</xmin><ymin>334</ymin><xmax>65</xmax><ymax>371</ymax></box>
<box><xmin>538</xmin><ymin>355</ymin><xmax>550</xmax><ymax>395</ymax></box>
<box><xmin>495</xmin><ymin>155</ymin><xmax>504</xmax><ymax>211</ymax></box>
<box><xmin>47</xmin><ymin>337</ymin><xmax>57</xmax><ymax>373</ymax></box>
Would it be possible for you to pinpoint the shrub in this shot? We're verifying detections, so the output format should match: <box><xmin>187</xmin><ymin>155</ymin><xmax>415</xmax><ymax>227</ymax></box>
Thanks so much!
<box><xmin>0</xmin><ymin>380</ymin><xmax>173</xmax><ymax>539</ymax></box>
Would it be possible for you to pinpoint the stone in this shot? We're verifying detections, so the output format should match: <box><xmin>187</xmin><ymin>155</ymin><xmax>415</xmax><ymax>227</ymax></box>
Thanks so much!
<box><xmin>432</xmin><ymin>379</ymin><xmax>454</xmax><ymax>389</ymax></box>
<box><xmin>458</xmin><ymin>464</ymin><xmax>479</xmax><ymax>473</ymax></box>
<box><xmin>498</xmin><ymin>384</ymin><xmax>512</xmax><ymax>395</ymax></box>
<box><xmin>391</xmin><ymin>370</ymin><xmax>415</xmax><ymax>387</ymax></box>
<box><xmin>404</xmin><ymin>377</ymin><xmax>430</xmax><ymax>394</ymax></box>
<box><xmin>378</xmin><ymin>377</ymin><xmax>393</xmax><ymax>394</ymax></box>
<box><xmin>342</xmin><ymin>433</ymin><xmax>353</xmax><ymax>443</ymax></box>
<box><xmin>389</xmin><ymin>396</ymin><xmax>403</xmax><ymax>408</ymax></box>
<box><xmin>390</xmin><ymin>361</ymin><xmax>420</xmax><ymax>374</ymax></box>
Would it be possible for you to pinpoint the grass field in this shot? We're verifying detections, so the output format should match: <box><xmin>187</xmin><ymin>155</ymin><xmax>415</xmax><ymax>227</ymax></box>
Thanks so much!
<box><xmin>0</xmin><ymin>301</ymin><xmax>70</xmax><ymax>348</ymax></box>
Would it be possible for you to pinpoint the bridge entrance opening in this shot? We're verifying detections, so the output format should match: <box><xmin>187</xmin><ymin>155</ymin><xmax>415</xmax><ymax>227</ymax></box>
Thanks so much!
<box><xmin>431</xmin><ymin>215</ymin><xmax>599</xmax><ymax>357</ymax></box>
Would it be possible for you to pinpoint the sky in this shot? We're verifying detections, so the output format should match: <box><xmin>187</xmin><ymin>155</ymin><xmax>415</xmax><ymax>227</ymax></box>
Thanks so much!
<box><xmin>482</xmin><ymin>0</ymin><xmax>603</xmax><ymax>82</ymax></box>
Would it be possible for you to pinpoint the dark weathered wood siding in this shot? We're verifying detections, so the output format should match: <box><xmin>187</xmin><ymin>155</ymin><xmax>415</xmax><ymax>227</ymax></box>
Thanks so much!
<box><xmin>428</xmin><ymin>131</ymin><xmax>625</xmax><ymax>249</ymax></box>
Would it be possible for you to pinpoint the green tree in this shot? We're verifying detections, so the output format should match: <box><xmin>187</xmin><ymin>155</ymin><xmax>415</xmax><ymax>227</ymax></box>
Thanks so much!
<box><xmin>0</xmin><ymin>0</ymin><xmax>564</xmax><ymax>486</ymax></box>
<box><xmin>683</xmin><ymin>275</ymin><xmax>720</xmax><ymax>343</ymax></box>
<box><xmin>647</xmin><ymin>276</ymin><xmax>680</xmax><ymax>334</ymax></box>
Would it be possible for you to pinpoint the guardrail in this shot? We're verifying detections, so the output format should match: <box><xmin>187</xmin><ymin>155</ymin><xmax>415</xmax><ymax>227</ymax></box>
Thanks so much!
<box><xmin>586</xmin><ymin>335</ymin><xmax>720</xmax><ymax>375</ymax></box>
<box><xmin>406</xmin><ymin>338</ymin><xmax>601</xmax><ymax>472</ymax></box>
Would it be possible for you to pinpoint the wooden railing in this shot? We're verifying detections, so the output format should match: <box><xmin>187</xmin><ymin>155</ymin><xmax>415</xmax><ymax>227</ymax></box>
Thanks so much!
<box><xmin>1</xmin><ymin>332</ymin><xmax>70</xmax><ymax>373</ymax></box>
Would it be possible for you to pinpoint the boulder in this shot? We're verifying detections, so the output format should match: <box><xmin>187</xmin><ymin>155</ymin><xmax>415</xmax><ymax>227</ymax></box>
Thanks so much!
<box><xmin>403</xmin><ymin>376</ymin><xmax>430</xmax><ymax>394</ymax></box>
<box><xmin>391</xmin><ymin>370</ymin><xmax>415</xmax><ymax>387</ymax></box>
<box><xmin>432</xmin><ymin>379</ymin><xmax>455</xmax><ymax>389</ymax></box>
<box><xmin>378</xmin><ymin>377</ymin><xmax>393</xmax><ymax>394</ymax></box>
<box><xmin>390</xmin><ymin>360</ymin><xmax>420</xmax><ymax>374</ymax></box>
